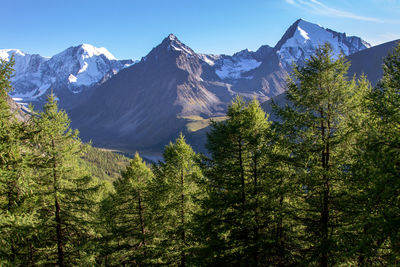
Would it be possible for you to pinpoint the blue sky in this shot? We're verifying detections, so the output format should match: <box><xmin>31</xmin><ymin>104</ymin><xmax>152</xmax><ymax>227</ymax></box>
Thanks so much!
<box><xmin>3</xmin><ymin>0</ymin><xmax>400</xmax><ymax>59</ymax></box>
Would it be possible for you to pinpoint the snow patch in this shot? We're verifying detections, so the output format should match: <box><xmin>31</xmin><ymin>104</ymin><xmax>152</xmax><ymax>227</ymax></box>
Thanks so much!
<box><xmin>297</xmin><ymin>26</ymin><xmax>310</xmax><ymax>41</ymax></box>
<box><xmin>80</xmin><ymin>44</ymin><xmax>116</xmax><ymax>60</ymax></box>
<box><xmin>199</xmin><ymin>54</ymin><xmax>221</xmax><ymax>66</ymax></box>
<box><xmin>216</xmin><ymin>58</ymin><xmax>261</xmax><ymax>80</ymax></box>
<box><xmin>68</xmin><ymin>74</ymin><xmax>77</xmax><ymax>83</ymax></box>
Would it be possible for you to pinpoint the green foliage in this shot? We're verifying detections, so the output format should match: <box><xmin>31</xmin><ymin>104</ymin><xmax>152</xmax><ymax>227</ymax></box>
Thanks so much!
<box><xmin>30</xmin><ymin>94</ymin><xmax>101</xmax><ymax>266</ymax></box>
<box><xmin>99</xmin><ymin>153</ymin><xmax>155</xmax><ymax>265</ymax></box>
<box><xmin>273</xmin><ymin>43</ymin><xmax>373</xmax><ymax>266</ymax></box>
<box><xmin>198</xmin><ymin>97</ymin><xmax>289</xmax><ymax>265</ymax></box>
<box><xmin>0</xmin><ymin>57</ymin><xmax>39</xmax><ymax>266</ymax></box>
<box><xmin>0</xmin><ymin>42</ymin><xmax>399</xmax><ymax>266</ymax></box>
<box><xmin>81</xmin><ymin>146</ymin><xmax>129</xmax><ymax>182</ymax></box>
<box><xmin>152</xmin><ymin>134</ymin><xmax>203</xmax><ymax>266</ymax></box>
<box><xmin>349</xmin><ymin>42</ymin><xmax>400</xmax><ymax>265</ymax></box>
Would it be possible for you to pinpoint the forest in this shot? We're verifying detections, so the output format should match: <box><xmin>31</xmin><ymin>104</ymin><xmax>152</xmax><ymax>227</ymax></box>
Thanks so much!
<box><xmin>0</xmin><ymin>43</ymin><xmax>399</xmax><ymax>266</ymax></box>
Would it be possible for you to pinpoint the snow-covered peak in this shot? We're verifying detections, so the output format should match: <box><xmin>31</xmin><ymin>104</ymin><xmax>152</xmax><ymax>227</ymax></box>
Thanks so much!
<box><xmin>276</xmin><ymin>19</ymin><xmax>371</xmax><ymax>66</ymax></box>
<box><xmin>52</xmin><ymin>43</ymin><xmax>118</xmax><ymax>61</ymax></box>
<box><xmin>167</xmin><ymin>33</ymin><xmax>178</xmax><ymax>41</ymax></box>
<box><xmin>160</xmin><ymin>34</ymin><xmax>195</xmax><ymax>55</ymax></box>
<box><xmin>4</xmin><ymin>44</ymin><xmax>134</xmax><ymax>101</ymax></box>
<box><xmin>79</xmin><ymin>43</ymin><xmax>117</xmax><ymax>60</ymax></box>
<box><xmin>0</xmin><ymin>49</ymin><xmax>26</xmax><ymax>60</ymax></box>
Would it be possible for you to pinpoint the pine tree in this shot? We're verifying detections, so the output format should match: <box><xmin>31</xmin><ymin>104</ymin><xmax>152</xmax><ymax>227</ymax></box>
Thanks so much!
<box><xmin>273</xmin><ymin>43</ymin><xmax>368</xmax><ymax>266</ymax></box>
<box><xmin>198</xmin><ymin>97</ymin><xmax>291</xmax><ymax>266</ymax></box>
<box><xmin>152</xmin><ymin>134</ymin><xmax>202</xmax><ymax>266</ymax></box>
<box><xmin>350</xmin><ymin>42</ymin><xmax>400</xmax><ymax>265</ymax></box>
<box><xmin>31</xmin><ymin>93</ymin><xmax>100</xmax><ymax>266</ymax></box>
<box><xmin>0</xmin><ymin>57</ymin><xmax>38</xmax><ymax>266</ymax></box>
<box><xmin>99</xmin><ymin>152</ymin><xmax>155</xmax><ymax>265</ymax></box>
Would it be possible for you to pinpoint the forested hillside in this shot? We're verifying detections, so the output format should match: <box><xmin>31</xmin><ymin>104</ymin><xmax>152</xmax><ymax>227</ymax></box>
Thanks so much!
<box><xmin>0</xmin><ymin>43</ymin><xmax>399</xmax><ymax>266</ymax></box>
<box><xmin>81</xmin><ymin>146</ymin><xmax>130</xmax><ymax>182</ymax></box>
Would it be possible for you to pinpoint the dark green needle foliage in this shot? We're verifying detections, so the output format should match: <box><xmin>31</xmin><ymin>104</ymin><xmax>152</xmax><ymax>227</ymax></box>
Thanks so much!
<box><xmin>152</xmin><ymin>134</ymin><xmax>203</xmax><ymax>266</ymax></box>
<box><xmin>198</xmin><ymin>97</ymin><xmax>291</xmax><ymax>266</ymax></box>
<box><xmin>99</xmin><ymin>152</ymin><xmax>155</xmax><ymax>265</ymax></box>
<box><xmin>31</xmin><ymin>94</ymin><xmax>100</xmax><ymax>266</ymax></box>
<box><xmin>350</xmin><ymin>42</ymin><xmax>400</xmax><ymax>265</ymax></box>
<box><xmin>273</xmin><ymin>43</ymin><xmax>371</xmax><ymax>266</ymax></box>
<box><xmin>0</xmin><ymin>57</ymin><xmax>38</xmax><ymax>266</ymax></box>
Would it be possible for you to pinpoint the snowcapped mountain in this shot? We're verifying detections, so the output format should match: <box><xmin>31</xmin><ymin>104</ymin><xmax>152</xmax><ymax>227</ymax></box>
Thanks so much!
<box><xmin>192</xmin><ymin>19</ymin><xmax>371</xmax><ymax>100</ymax></box>
<box><xmin>68</xmin><ymin>19</ymin><xmax>374</xmax><ymax>154</ymax></box>
<box><xmin>0</xmin><ymin>44</ymin><xmax>135</xmax><ymax>101</ymax></box>
<box><xmin>275</xmin><ymin>19</ymin><xmax>371</xmax><ymax>67</ymax></box>
<box><xmin>1</xmin><ymin>18</ymin><xmax>376</xmax><ymax>154</ymax></box>
<box><xmin>196</xmin><ymin>19</ymin><xmax>370</xmax><ymax>89</ymax></box>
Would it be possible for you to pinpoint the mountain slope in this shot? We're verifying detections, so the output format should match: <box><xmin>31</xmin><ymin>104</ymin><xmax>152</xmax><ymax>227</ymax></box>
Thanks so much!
<box><xmin>348</xmin><ymin>39</ymin><xmax>399</xmax><ymax>85</ymax></box>
<box><xmin>69</xmin><ymin>20</ymin><xmax>372</xmax><ymax>154</ymax></box>
<box><xmin>70</xmin><ymin>34</ymin><xmax>230</xmax><ymax>151</ymax></box>
<box><xmin>2</xmin><ymin>19</ymin><xmax>373</xmax><ymax>154</ymax></box>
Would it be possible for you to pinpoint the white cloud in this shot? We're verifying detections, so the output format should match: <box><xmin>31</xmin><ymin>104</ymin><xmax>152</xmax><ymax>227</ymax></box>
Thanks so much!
<box><xmin>285</xmin><ymin>0</ymin><xmax>392</xmax><ymax>23</ymax></box>
<box><xmin>284</xmin><ymin>0</ymin><xmax>297</xmax><ymax>5</ymax></box>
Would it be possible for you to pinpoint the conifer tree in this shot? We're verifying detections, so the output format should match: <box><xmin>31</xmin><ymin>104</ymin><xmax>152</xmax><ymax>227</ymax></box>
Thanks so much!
<box><xmin>0</xmin><ymin>57</ymin><xmax>38</xmax><ymax>266</ymax></box>
<box><xmin>31</xmin><ymin>93</ymin><xmax>100</xmax><ymax>266</ymax></box>
<box><xmin>350</xmin><ymin>42</ymin><xmax>400</xmax><ymax>265</ymax></box>
<box><xmin>199</xmin><ymin>97</ymin><xmax>290</xmax><ymax>266</ymax></box>
<box><xmin>99</xmin><ymin>152</ymin><xmax>155</xmax><ymax>265</ymax></box>
<box><xmin>273</xmin><ymin>43</ymin><xmax>367</xmax><ymax>266</ymax></box>
<box><xmin>152</xmin><ymin>134</ymin><xmax>202</xmax><ymax>266</ymax></box>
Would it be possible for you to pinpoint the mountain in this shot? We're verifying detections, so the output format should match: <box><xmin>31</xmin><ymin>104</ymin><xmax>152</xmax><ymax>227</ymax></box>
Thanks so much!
<box><xmin>2</xmin><ymin>19</ymin><xmax>374</xmax><ymax>155</ymax></box>
<box><xmin>69</xmin><ymin>20</ymin><xmax>372</xmax><ymax>154</ymax></box>
<box><xmin>275</xmin><ymin>19</ymin><xmax>370</xmax><ymax>67</ymax></box>
<box><xmin>0</xmin><ymin>44</ymin><xmax>135</xmax><ymax>103</ymax></box>
<box><xmin>69</xmin><ymin>34</ymin><xmax>230</xmax><ymax>152</ymax></box>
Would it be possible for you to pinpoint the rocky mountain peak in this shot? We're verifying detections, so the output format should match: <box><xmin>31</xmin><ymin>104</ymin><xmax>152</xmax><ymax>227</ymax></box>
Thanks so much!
<box><xmin>274</xmin><ymin>18</ymin><xmax>371</xmax><ymax>66</ymax></box>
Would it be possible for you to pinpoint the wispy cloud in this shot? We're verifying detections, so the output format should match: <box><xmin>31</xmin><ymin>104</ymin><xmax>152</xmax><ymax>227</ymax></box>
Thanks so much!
<box><xmin>285</xmin><ymin>0</ymin><xmax>393</xmax><ymax>23</ymax></box>
<box><xmin>284</xmin><ymin>0</ymin><xmax>297</xmax><ymax>5</ymax></box>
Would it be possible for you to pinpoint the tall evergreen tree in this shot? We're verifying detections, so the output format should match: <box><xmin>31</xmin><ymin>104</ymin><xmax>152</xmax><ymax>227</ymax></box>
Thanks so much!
<box><xmin>350</xmin><ymin>42</ymin><xmax>400</xmax><ymax>265</ymax></box>
<box><xmin>99</xmin><ymin>152</ymin><xmax>155</xmax><ymax>265</ymax></box>
<box><xmin>152</xmin><ymin>134</ymin><xmax>202</xmax><ymax>266</ymax></box>
<box><xmin>198</xmin><ymin>97</ymin><xmax>291</xmax><ymax>266</ymax></box>
<box><xmin>0</xmin><ymin>57</ymin><xmax>38</xmax><ymax>266</ymax></box>
<box><xmin>273</xmin><ymin>44</ymin><xmax>368</xmax><ymax>266</ymax></box>
<box><xmin>31</xmin><ymin>93</ymin><xmax>100</xmax><ymax>266</ymax></box>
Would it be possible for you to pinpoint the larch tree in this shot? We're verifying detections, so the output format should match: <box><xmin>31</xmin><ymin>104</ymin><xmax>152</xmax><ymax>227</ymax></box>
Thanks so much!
<box><xmin>0</xmin><ymin>57</ymin><xmax>38</xmax><ymax>266</ymax></box>
<box><xmin>99</xmin><ymin>152</ymin><xmax>155</xmax><ymax>265</ymax></box>
<box><xmin>350</xmin><ymin>42</ymin><xmax>400</xmax><ymax>265</ymax></box>
<box><xmin>31</xmin><ymin>93</ymin><xmax>100</xmax><ymax>266</ymax></box>
<box><xmin>198</xmin><ymin>97</ymin><xmax>288</xmax><ymax>266</ymax></box>
<box><xmin>273</xmin><ymin>43</ymin><xmax>368</xmax><ymax>266</ymax></box>
<box><xmin>152</xmin><ymin>134</ymin><xmax>202</xmax><ymax>266</ymax></box>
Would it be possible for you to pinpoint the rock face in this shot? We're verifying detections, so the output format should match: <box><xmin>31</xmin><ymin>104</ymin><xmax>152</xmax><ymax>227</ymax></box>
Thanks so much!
<box><xmin>0</xmin><ymin>44</ymin><xmax>135</xmax><ymax>102</ymax></box>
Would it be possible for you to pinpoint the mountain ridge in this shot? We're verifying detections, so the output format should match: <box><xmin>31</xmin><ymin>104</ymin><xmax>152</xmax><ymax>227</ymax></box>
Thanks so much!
<box><xmin>67</xmin><ymin>19</ymin><xmax>373</xmax><ymax>154</ymax></box>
